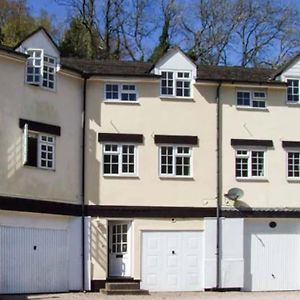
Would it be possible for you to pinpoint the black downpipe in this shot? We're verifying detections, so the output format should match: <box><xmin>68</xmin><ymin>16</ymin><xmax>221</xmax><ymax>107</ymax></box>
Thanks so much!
<box><xmin>216</xmin><ymin>82</ymin><xmax>222</xmax><ymax>290</ymax></box>
<box><xmin>81</xmin><ymin>76</ymin><xmax>88</xmax><ymax>291</ymax></box>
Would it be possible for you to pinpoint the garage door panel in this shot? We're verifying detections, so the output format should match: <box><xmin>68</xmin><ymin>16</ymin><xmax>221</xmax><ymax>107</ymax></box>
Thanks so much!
<box><xmin>244</xmin><ymin>220</ymin><xmax>300</xmax><ymax>291</ymax></box>
<box><xmin>0</xmin><ymin>225</ymin><xmax>68</xmax><ymax>294</ymax></box>
<box><xmin>141</xmin><ymin>231</ymin><xmax>203</xmax><ymax>292</ymax></box>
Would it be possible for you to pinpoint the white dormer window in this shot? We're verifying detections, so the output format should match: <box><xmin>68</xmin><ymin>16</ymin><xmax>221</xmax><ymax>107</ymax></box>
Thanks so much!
<box><xmin>26</xmin><ymin>49</ymin><xmax>56</xmax><ymax>90</ymax></box>
<box><xmin>161</xmin><ymin>71</ymin><xmax>191</xmax><ymax>98</ymax></box>
<box><xmin>43</xmin><ymin>55</ymin><xmax>56</xmax><ymax>89</ymax></box>
<box><xmin>26</xmin><ymin>49</ymin><xmax>43</xmax><ymax>85</ymax></box>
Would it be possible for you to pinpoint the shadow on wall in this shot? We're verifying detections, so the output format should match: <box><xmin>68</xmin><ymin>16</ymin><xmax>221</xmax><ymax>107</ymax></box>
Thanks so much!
<box><xmin>91</xmin><ymin>221</ymin><xmax>107</xmax><ymax>276</ymax></box>
<box><xmin>195</xmin><ymin>85</ymin><xmax>218</xmax><ymax>105</ymax></box>
<box><xmin>234</xmin><ymin>200</ymin><xmax>252</xmax><ymax>210</ymax></box>
<box><xmin>7</xmin><ymin>135</ymin><xmax>23</xmax><ymax>179</ymax></box>
<box><xmin>244</xmin><ymin>222</ymin><xmax>253</xmax><ymax>291</ymax></box>
<box><xmin>86</xmin><ymin>119</ymin><xmax>101</xmax><ymax>206</ymax></box>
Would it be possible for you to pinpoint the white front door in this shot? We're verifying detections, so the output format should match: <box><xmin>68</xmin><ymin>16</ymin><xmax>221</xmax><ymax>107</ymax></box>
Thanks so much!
<box><xmin>141</xmin><ymin>231</ymin><xmax>204</xmax><ymax>291</ymax></box>
<box><xmin>108</xmin><ymin>221</ymin><xmax>131</xmax><ymax>277</ymax></box>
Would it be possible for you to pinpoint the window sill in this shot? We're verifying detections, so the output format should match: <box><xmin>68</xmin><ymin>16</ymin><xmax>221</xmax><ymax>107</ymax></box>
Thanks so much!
<box><xmin>103</xmin><ymin>100</ymin><xmax>140</xmax><ymax>105</ymax></box>
<box><xmin>24</xmin><ymin>165</ymin><xmax>56</xmax><ymax>172</ymax></box>
<box><xmin>236</xmin><ymin>177</ymin><xmax>268</xmax><ymax>182</ymax></box>
<box><xmin>159</xmin><ymin>176</ymin><xmax>194</xmax><ymax>180</ymax></box>
<box><xmin>160</xmin><ymin>96</ymin><xmax>194</xmax><ymax>102</ymax></box>
<box><xmin>26</xmin><ymin>82</ymin><xmax>56</xmax><ymax>93</ymax></box>
<box><xmin>286</xmin><ymin>102</ymin><xmax>300</xmax><ymax>106</ymax></box>
<box><xmin>236</xmin><ymin>106</ymin><xmax>268</xmax><ymax>111</ymax></box>
<box><xmin>287</xmin><ymin>178</ymin><xmax>300</xmax><ymax>183</ymax></box>
<box><xmin>103</xmin><ymin>175</ymin><xmax>139</xmax><ymax>179</ymax></box>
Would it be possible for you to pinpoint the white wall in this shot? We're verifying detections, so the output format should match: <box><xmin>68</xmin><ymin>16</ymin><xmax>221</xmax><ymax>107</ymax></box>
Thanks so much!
<box><xmin>221</xmin><ymin>218</ymin><xmax>244</xmax><ymax>288</ymax></box>
<box><xmin>0</xmin><ymin>55</ymin><xmax>82</xmax><ymax>204</ymax></box>
<box><xmin>153</xmin><ymin>48</ymin><xmax>197</xmax><ymax>80</ymax></box>
<box><xmin>204</xmin><ymin>218</ymin><xmax>217</xmax><ymax>289</ymax></box>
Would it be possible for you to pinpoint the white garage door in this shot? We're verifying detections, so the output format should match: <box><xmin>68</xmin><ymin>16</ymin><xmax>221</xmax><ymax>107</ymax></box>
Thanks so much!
<box><xmin>244</xmin><ymin>219</ymin><xmax>300</xmax><ymax>291</ymax></box>
<box><xmin>0</xmin><ymin>225</ymin><xmax>69</xmax><ymax>294</ymax></box>
<box><xmin>141</xmin><ymin>231</ymin><xmax>204</xmax><ymax>291</ymax></box>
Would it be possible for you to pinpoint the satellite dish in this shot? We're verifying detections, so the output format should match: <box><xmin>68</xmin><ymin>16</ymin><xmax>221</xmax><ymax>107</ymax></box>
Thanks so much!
<box><xmin>224</xmin><ymin>188</ymin><xmax>244</xmax><ymax>201</ymax></box>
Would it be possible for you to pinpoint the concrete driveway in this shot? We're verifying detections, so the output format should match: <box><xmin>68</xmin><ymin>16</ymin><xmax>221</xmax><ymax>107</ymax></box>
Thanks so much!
<box><xmin>2</xmin><ymin>291</ymin><xmax>300</xmax><ymax>300</ymax></box>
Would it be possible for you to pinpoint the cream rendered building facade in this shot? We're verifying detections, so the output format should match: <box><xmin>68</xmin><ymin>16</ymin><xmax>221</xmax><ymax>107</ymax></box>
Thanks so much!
<box><xmin>85</xmin><ymin>48</ymin><xmax>218</xmax><ymax>292</ymax></box>
<box><xmin>0</xmin><ymin>29</ymin><xmax>85</xmax><ymax>294</ymax></box>
<box><xmin>1</xmin><ymin>27</ymin><xmax>300</xmax><ymax>294</ymax></box>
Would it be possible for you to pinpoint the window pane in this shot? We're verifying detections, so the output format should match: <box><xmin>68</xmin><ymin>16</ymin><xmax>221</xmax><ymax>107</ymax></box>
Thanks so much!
<box><xmin>161</xmin><ymin>72</ymin><xmax>173</xmax><ymax>95</ymax></box>
<box><xmin>120</xmin><ymin>84</ymin><xmax>137</xmax><ymax>101</ymax></box>
<box><xmin>236</xmin><ymin>155</ymin><xmax>248</xmax><ymax>178</ymax></box>
<box><xmin>288</xmin><ymin>151</ymin><xmax>300</xmax><ymax>177</ymax></box>
<box><xmin>106</xmin><ymin>85</ymin><xmax>119</xmax><ymax>99</ymax></box>
<box><xmin>237</xmin><ymin>91</ymin><xmax>250</xmax><ymax>106</ymax></box>
<box><xmin>39</xmin><ymin>134</ymin><xmax>55</xmax><ymax>170</ymax></box>
<box><xmin>160</xmin><ymin>146</ymin><xmax>173</xmax><ymax>174</ymax></box>
<box><xmin>251</xmin><ymin>151</ymin><xmax>264</xmax><ymax>177</ymax></box>
<box><xmin>287</xmin><ymin>80</ymin><xmax>299</xmax><ymax>102</ymax></box>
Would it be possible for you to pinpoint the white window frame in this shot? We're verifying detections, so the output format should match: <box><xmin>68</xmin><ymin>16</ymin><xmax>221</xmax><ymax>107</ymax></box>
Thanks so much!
<box><xmin>235</xmin><ymin>148</ymin><xmax>266</xmax><ymax>179</ymax></box>
<box><xmin>38</xmin><ymin>134</ymin><xmax>56</xmax><ymax>170</ymax></box>
<box><xmin>103</xmin><ymin>143</ymin><xmax>138</xmax><ymax>176</ymax></box>
<box><xmin>160</xmin><ymin>70</ymin><xmax>192</xmax><ymax>98</ymax></box>
<box><xmin>236</xmin><ymin>90</ymin><xmax>267</xmax><ymax>108</ymax></box>
<box><xmin>104</xmin><ymin>83</ymin><xmax>138</xmax><ymax>102</ymax></box>
<box><xmin>286</xmin><ymin>149</ymin><xmax>300</xmax><ymax>180</ymax></box>
<box><xmin>159</xmin><ymin>145</ymin><xmax>193</xmax><ymax>178</ymax></box>
<box><xmin>42</xmin><ymin>54</ymin><xmax>56</xmax><ymax>90</ymax></box>
<box><xmin>286</xmin><ymin>78</ymin><xmax>300</xmax><ymax>104</ymax></box>
<box><xmin>26</xmin><ymin>48</ymin><xmax>43</xmax><ymax>86</ymax></box>
<box><xmin>25</xmin><ymin>48</ymin><xmax>56</xmax><ymax>91</ymax></box>
<box><xmin>23</xmin><ymin>128</ymin><xmax>56</xmax><ymax>171</ymax></box>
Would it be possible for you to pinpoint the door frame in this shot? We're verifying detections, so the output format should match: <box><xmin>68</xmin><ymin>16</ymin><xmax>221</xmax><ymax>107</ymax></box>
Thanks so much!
<box><xmin>107</xmin><ymin>219</ymin><xmax>133</xmax><ymax>278</ymax></box>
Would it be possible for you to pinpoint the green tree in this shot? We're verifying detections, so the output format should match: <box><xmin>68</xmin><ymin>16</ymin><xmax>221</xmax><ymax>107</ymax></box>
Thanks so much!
<box><xmin>60</xmin><ymin>16</ymin><xmax>101</xmax><ymax>58</ymax></box>
<box><xmin>0</xmin><ymin>0</ymin><xmax>58</xmax><ymax>47</ymax></box>
<box><xmin>148</xmin><ymin>0</ymin><xmax>176</xmax><ymax>63</ymax></box>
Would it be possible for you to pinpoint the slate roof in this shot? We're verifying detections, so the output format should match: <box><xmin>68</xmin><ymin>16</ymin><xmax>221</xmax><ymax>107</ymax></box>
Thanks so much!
<box><xmin>61</xmin><ymin>57</ymin><xmax>284</xmax><ymax>84</ymax></box>
<box><xmin>0</xmin><ymin>41</ymin><xmax>288</xmax><ymax>85</ymax></box>
<box><xmin>61</xmin><ymin>57</ymin><xmax>157</xmax><ymax>78</ymax></box>
<box><xmin>0</xmin><ymin>44</ymin><xmax>28</xmax><ymax>58</ymax></box>
<box><xmin>196</xmin><ymin>65</ymin><xmax>283</xmax><ymax>85</ymax></box>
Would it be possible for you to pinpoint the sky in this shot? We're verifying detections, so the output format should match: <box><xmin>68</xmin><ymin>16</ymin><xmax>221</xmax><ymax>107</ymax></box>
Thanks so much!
<box><xmin>28</xmin><ymin>0</ymin><xmax>300</xmax><ymax>21</ymax></box>
<box><xmin>27</xmin><ymin>0</ymin><xmax>300</xmax><ymax>64</ymax></box>
<box><xmin>28</xmin><ymin>0</ymin><xmax>70</xmax><ymax>25</ymax></box>
<box><xmin>27</xmin><ymin>0</ymin><xmax>300</xmax><ymax>37</ymax></box>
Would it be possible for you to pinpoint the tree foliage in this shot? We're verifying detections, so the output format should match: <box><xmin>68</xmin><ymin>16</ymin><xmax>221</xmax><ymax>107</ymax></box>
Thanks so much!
<box><xmin>181</xmin><ymin>0</ymin><xmax>300</xmax><ymax>67</ymax></box>
<box><xmin>1</xmin><ymin>0</ymin><xmax>300</xmax><ymax>67</ymax></box>
<box><xmin>0</xmin><ymin>0</ymin><xmax>58</xmax><ymax>47</ymax></box>
<box><xmin>149</xmin><ymin>0</ymin><xmax>177</xmax><ymax>63</ymax></box>
<box><xmin>60</xmin><ymin>15</ymin><xmax>102</xmax><ymax>58</ymax></box>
